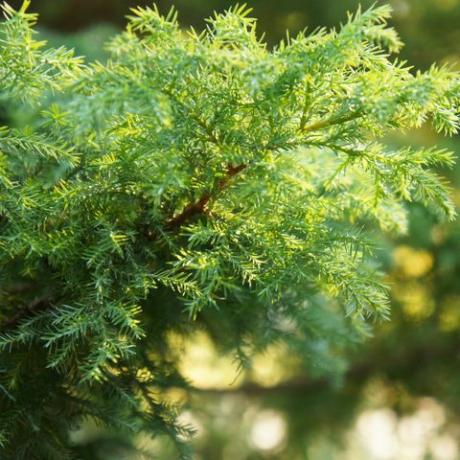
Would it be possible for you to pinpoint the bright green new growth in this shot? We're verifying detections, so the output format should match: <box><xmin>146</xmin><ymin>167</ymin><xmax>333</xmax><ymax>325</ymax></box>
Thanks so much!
<box><xmin>0</xmin><ymin>2</ymin><xmax>459</xmax><ymax>457</ymax></box>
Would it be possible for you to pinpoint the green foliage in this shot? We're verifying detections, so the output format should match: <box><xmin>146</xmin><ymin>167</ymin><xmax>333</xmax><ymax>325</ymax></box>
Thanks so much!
<box><xmin>0</xmin><ymin>2</ymin><xmax>458</xmax><ymax>457</ymax></box>
<box><xmin>0</xmin><ymin>0</ymin><xmax>82</xmax><ymax>102</ymax></box>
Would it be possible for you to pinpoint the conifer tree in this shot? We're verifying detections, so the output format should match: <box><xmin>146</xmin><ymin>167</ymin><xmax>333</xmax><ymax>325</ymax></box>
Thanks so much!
<box><xmin>0</xmin><ymin>2</ymin><xmax>459</xmax><ymax>458</ymax></box>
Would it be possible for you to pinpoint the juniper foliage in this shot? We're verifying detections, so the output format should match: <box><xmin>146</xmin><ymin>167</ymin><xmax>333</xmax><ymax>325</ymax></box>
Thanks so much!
<box><xmin>0</xmin><ymin>2</ymin><xmax>459</xmax><ymax>457</ymax></box>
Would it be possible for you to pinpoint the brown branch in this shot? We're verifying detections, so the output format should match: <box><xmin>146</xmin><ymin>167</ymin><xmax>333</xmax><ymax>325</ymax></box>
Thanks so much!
<box><xmin>165</xmin><ymin>163</ymin><xmax>247</xmax><ymax>231</ymax></box>
<box><xmin>186</xmin><ymin>361</ymin><xmax>373</xmax><ymax>397</ymax></box>
<box><xmin>1</xmin><ymin>295</ymin><xmax>54</xmax><ymax>331</ymax></box>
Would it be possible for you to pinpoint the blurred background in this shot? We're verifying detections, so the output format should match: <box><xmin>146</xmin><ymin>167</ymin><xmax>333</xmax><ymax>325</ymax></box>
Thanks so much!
<box><xmin>7</xmin><ymin>0</ymin><xmax>460</xmax><ymax>458</ymax></box>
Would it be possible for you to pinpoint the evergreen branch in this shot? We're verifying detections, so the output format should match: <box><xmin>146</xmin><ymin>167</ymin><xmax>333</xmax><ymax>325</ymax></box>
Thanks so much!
<box><xmin>0</xmin><ymin>2</ymin><xmax>458</xmax><ymax>456</ymax></box>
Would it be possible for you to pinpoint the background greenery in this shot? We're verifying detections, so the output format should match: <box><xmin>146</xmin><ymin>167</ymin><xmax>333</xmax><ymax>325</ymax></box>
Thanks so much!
<box><xmin>7</xmin><ymin>1</ymin><xmax>460</xmax><ymax>459</ymax></box>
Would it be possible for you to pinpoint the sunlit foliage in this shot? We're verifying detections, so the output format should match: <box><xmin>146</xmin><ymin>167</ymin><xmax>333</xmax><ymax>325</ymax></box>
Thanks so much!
<box><xmin>0</xmin><ymin>2</ymin><xmax>459</xmax><ymax>457</ymax></box>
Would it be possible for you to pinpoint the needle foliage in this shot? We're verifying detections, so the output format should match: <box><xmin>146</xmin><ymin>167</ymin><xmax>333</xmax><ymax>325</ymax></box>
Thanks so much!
<box><xmin>0</xmin><ymin>1</ymin><xmax>459</xmax><ymax>458</ymax></box>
